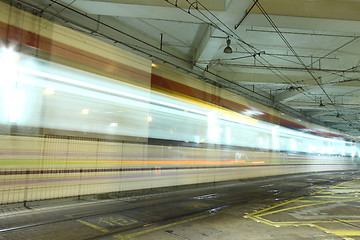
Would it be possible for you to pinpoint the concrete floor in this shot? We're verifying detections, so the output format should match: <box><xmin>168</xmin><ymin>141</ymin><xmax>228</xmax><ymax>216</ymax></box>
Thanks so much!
<box><xmin>1</xmin><ymin>171</ymin><xmax>360</xmax><ymax>240</ymax></box>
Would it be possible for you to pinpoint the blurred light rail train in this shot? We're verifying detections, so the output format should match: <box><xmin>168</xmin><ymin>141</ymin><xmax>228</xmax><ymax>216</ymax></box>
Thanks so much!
<box><xmin>0</xmin><ymin>2</ymin><xmax>358</xmax><ymax>204</ymax></box>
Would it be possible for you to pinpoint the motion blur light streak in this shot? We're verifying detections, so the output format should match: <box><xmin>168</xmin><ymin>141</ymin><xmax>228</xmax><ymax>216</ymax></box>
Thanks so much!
<box><xmin>0</xmin><ymin>4</ymin><xmax>359</xmax><ymax>205</ymax></box>
<box><xmin>4</xmin><ymin>89</ymin><xmax>24</xmax><ymax>123</ymax></box>
<box><xmin>0</xmin><ymin>51</ymin><xmax>358</xmax><ymax>202</ymax></box>
<box><xmin>226</xmin><ymin>126</ymin><xmax>231</xmax><ymax>144</ymax></box>
<box><xmin>0</xmin><ymin>47</ymin><xmax>24</xmax><ymax>123</ymax></box>
<box><xmin>21</xmin><ymin>67</ymin><xmax>209</xmax><ymax>118</ymax></box>
<box><xmin>0</xmin><ymin>47</ymin><xmax>19</xmax><ymax>86</ymax></box>
<box><xmin>208</xmin><ymin>110</ymin><xmax>220</xmax><ymax>142</ymax></box>
<box><xmin>65</xmin><ymin>160</ymin><xmax>244</xmax><ymax>165</ymax></box>
<box><xmin>290</xmin><ymin>139</ymin><xmax>298</xmax><ymax>151</ymax></box>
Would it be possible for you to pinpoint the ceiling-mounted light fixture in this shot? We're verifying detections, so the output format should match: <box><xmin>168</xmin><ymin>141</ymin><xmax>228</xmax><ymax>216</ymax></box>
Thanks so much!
<box><xmin>223</xmin><ymin>37</ymin><xmax>232</xmax><ymax>54</ymax></box>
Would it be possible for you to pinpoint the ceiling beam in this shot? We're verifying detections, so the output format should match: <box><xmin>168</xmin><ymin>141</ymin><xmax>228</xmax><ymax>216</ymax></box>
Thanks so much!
<box><xmin>317</xmin><ymin>115</ymin><xmax>360</xmax><ymax>122</ymax></box>
<box><xmin>286</xmin><ymin>101</ymin><xmax>336</xmax><ymax>110</ymax></box>
<box><xmin>243</xmin><ymin>14</ymin><xmax>360</xmax><ymax>34</ymax></box>
<box><xmin>303</xmin><ymin>110</ymin><xmax>330</xmax><ymax>118</ymax></box>
<box><xmin>27</xmin><ymin>0</ymin><xmax>193</xmax><ymax>69</ymax></box>
<box><xmin>194</xmin><ymin>0</ymin><xmax>253</xmax><ymax>68</ymax></box>
<box><xmin>216</xmin><ymin>71</ymin><xmax>304</xmax><ymax>84</ymax></box>
<box><xmin>64</xmin><ymin>0</ymin><xmax>204</xmax><ymax>22</ymax></box>
<box><xmin>71</xmin><ymin>0</ymin><xmax>229</xmax><ymax>11</ymax></box>
<box><xmin>249</xmin><ymin>0</ymin><xmax>360</xmax><ymax>22</ymax></box>
<box><xmin>194</xmin><ymin>26</ymin><xmax>223</xmax><ymax>68</ymax></box>
<box><xmin>274</xmin><ymin>88</ymin><xmax>303</xmax><ymax>102</ymax></box>
<box><xmin>213</xmin><ymin>63</ymin><xmax>360</xmax><ymax>74</ymax></box>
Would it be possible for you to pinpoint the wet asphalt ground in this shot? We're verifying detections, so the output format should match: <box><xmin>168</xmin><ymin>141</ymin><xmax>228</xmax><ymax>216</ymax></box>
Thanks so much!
<box><xmin>0</xmin><ymin>171</ymin><xmax>359</xmax><ymax>240</ymax></box>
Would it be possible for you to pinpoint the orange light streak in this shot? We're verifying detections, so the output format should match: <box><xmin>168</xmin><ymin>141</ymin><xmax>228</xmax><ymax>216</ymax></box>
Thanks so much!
<box><xmin>65</xmin><ymin>160</ymin><xmax>262</xmax><ymax>165</ymax></box>
<box><xmin>251</xmin><ymin>161</ymin><xmax>266</xmax><ymax>164</ymax></box>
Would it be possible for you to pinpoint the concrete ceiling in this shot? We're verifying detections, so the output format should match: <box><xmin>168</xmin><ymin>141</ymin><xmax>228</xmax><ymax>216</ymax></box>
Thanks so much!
<box><xmin>5</xmin><ymin>0</ymin><xmax>360</xmax><ymax>136</ymax></box>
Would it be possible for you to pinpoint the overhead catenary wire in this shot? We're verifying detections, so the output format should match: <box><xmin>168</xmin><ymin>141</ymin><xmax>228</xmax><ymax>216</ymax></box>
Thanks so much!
<box><xmin>185</xmin><ymin>5</ymin><xmax>356</xmax><ymax>135</ymax></box>
<box><xmin>163</xmin><ymin>0</ymin><xmax>295</xmax><ymax>91</ymax></box>
<box><xmin>47</xmin><ymin>0</ymin><xmax>77</xmax><ymax>22</ymax></box>
<box><xmin>228</xmin><ymin>1</ymin><xmax>360</xmax><ymax>128</ymax></box>
<box><xmin>164</xmin><ymin>0</ymin><xmax>314</xmax><ymax>100</ymax></box>
<box><xmin>254</xmin><ymin>0</ymin><xmax>358</xmax><ymax>128</ymax></box>
<box><xmin>7</xmin><ymin>0</ymin><xmax>340</xmax><ymax>129</ymax></box>
<box><xmin>305</xmin><ymin>36</ymin><xmax>360</xmax><ymax>69</ymax></box>
<box><xmin>48</xmin><ymin>0</ymin><xmax>358</xmax><ymax>133</ymax></box>
<box><xmin>177</xmin><ymin>0</ymin><xmax>358</xmax><ymax>133</ymax></box>
<box><xmin>17</xmin><ymin>0</ymin><xmax>283</xmax><ymax>107</ymax></box>
<box><xmin>254</xmin><ymin>2</ymin><xmax>333</xmax><ymax>98</ymax></box>
<box><xmin>255</xmin><ymin>2</ymin><xmax>329</xmax><ymax>98</ymax></box>
<box><xmin>192</xmin><ymin>1</ymin><xmax>306</xmax><ymax>88</ymax></box>
<box><xmin>169</xmin><ymin>0</ymin><xmax>329</xmax><ymax>110</ymax></box>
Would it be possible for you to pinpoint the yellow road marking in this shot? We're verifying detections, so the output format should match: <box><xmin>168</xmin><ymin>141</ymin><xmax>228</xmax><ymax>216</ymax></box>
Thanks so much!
<box><xmin>98</xmin><ymin>216</ymin><xmax>138</xmax><ymax>227</ymax></box>
<box><xmin>296</xmin><ymin>200</ymin><xmax>331</xmax><ymax>203</ymax></box>
<box><xmin>248</xmin><ymin>178</ymin><xmax>360</xmax><ymax>240</ymax></box>
<box><xmin>255</xmin><ymin>202</ymin><xmax>324</xmax><ymax>217</ymax></box>
<box><xmin>311</xmin><ymin>195</ymin><xmax>357</xmax><ymax>199</ymax></box>
<box><xmin>310</xmin><ymin>224</ymin><xmax>331</xmax><ymax>232</ymax></box>
<box><xmin>247</xmin><ymin>216</ymin><xmax>277</xmax><ymax>226</ymax></box>
<box><xmin>255</xmin><ymin>219</ymin><xmax>360</xmax><ymax>225</ymax></box>
<box><xmin>116</xmin><ymin>214</ymin><xmax>210</xmax><ymax>239</ymax></box>
<box><xmin>112</xmin><ymin>178</ymin><xmax>360</xmax><ymax>240</ymax></box>
<box><xmin>322</xmin><ymin>190</ymin><xmax>360</xmax><ymax>193</ymax></box>
<box><xmin>330</xmin><ymin>230</ymin><xmax>360</xmax><ymax>236</ymax></box>
<box><xmin>77</xmin><ymin>219</ymin><xmax>110</xmax><ymax>233</ymax></box>
<box><xmin>247</xmin><ymin>197</ymin><xmax>304</xmax><ymax>217</ymax></box>
<box><xmin>117</xmin><ymin>203</ymin><xmax>258</xmax><ymax>239</ymax></box>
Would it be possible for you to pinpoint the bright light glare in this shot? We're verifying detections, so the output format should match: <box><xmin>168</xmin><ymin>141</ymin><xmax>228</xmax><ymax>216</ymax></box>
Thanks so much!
<box><xmin>320</xmin><ymin>146</ymin><xmax>326</xmax><ymax>154</ymax></box>
<box><xmin>308</xmin><ymin>143</ymin><xmax>313</xmax><ymax>153</ymax></box>
<box><xmin>208</xmin><ymin>111</ymin><xmax>219</xmax><ymax>142</ymax></box>
<box><xmin>273</xmin><ymin>136</ymin><xmax>279</xmax><ymax>150</ymax></box>
<box><xmin>20</xmin><ymin>68</ymin><xmax>209</xmax><ymax>117</ymax></box>
<box><xmin>10</xmin><ymin>53</ymin><xmax>354</xmax><ymax>153</ymax></box>
<box><xmin>290</xmin><ymin>139</ymin><xmax>297</xmax><ymax>151</ymax></box>
<box><xmin>242</xmin><ymin>109</ymin><xmax>264</xmax><ymax>116</ymax></box>
<box><xmin>110</xmin><ymin>122</ymin><xmax>118</xmax><ymax>127</ymax></box>
<box><xmin>4</xmin><ymin>89</ymin><xmax>24</xmax><ymax>123</ymax></box>
<box><xmin>258</xmin><ymin>137</ymin><xmax>264</xmax><ymax>146</ymax></box>
<box><xmin>43</xmin><ymin>87</ymin><xmax>55</xmax><ymax>95</ymax></box>
<box><xmin>0</xmin><ymin>47</ymin><xmax>19</xmax><ymax>86</ymax></box>
<box><xmin>81</xmin><ymin>109</ymin><xmax>89</xmax><ymax>115</ymax></box>
<box><xmin>0</xmin><ymin>47</ymin><xmax>19</xmax><ymax>61</ymax></box>
<box><xmin>226</xmin><ymin>127</ymin><xmax>231</xmax><ymax>144</ymax></box>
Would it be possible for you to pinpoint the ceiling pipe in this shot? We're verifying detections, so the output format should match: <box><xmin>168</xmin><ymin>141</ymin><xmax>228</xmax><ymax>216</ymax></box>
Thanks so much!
<box><xmin>246</xmin><ymin>28</ymin><xmax>359</xmax><ymax>38</ymax></box>
<box><xmin>215</xmin><ymin>63</ymin><xmax>360</xmax><ymax>73</ymax></box>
